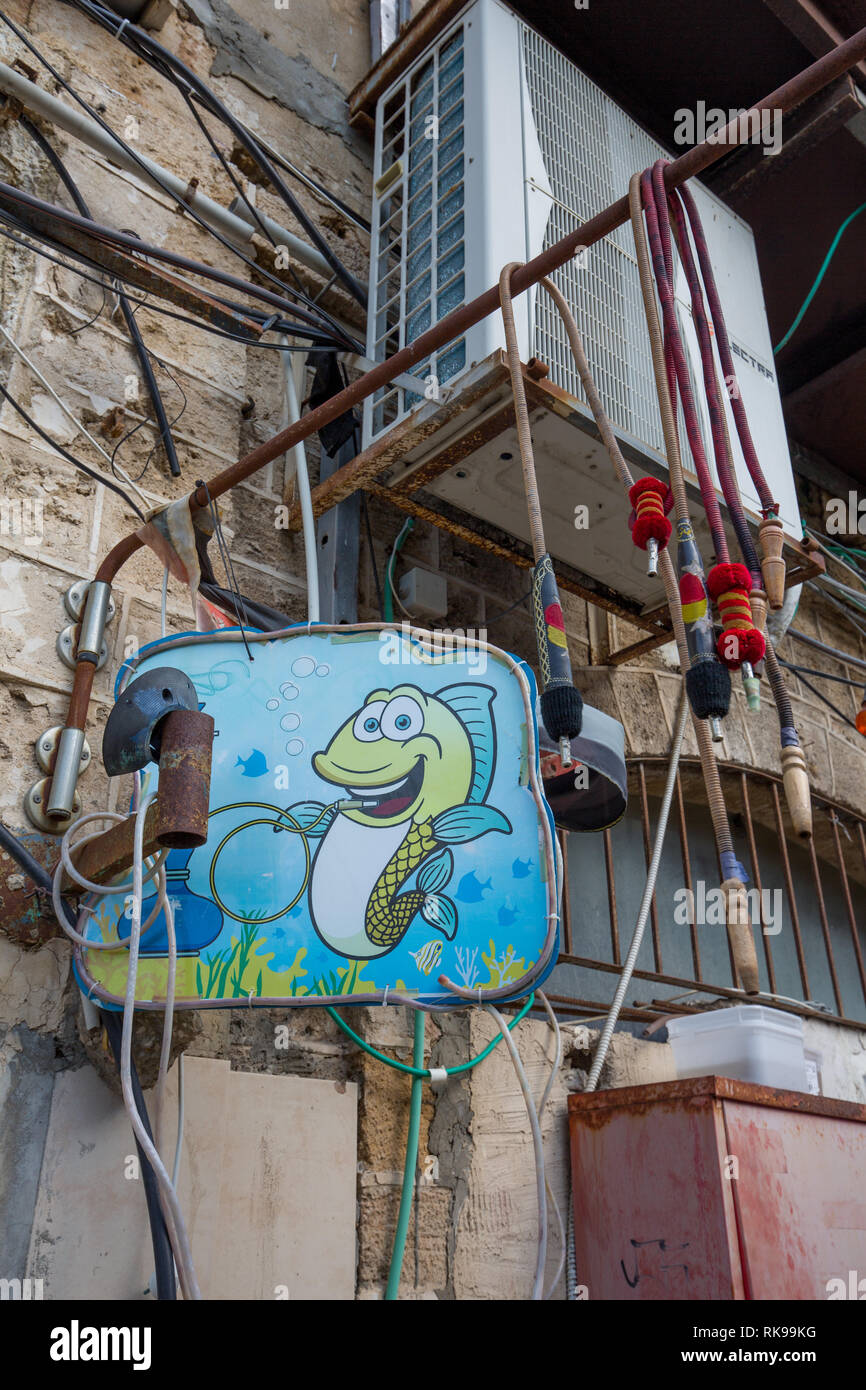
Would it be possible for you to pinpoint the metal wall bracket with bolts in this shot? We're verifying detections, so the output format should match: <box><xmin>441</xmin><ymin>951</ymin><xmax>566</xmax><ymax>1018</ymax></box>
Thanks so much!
<box><xmin>24</xmin><ymin>779</ymin><xmax>81</xmax><ymax>834</ymax></box>
<box><xmin>35</xmin><ymin>726</ymin><xmax>91</xmax><ymax>777</ymax></box>
<box><xmin>56</xmin><ymin>625</ymin><xmax>108</xmax><ymax>672</ymax></box>
<box><xmin>64</xmin><ymin>578</ymin><xmax>116</xmax><ymax>626</ymax></box>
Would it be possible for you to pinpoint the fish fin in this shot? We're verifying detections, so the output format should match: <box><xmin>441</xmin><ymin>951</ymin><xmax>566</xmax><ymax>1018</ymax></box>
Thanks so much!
<box><xmin>279</xmin><ymin>800</ymin><xmax>334</xmax><ymax>837</ymax></box>
<box><xmin>421</xmin><ymin>893</ymin><xmax>457</xmax><ymax>939</ymax></box>
<box><xmin>417</xmin><ymin>849</ymin><xmax>453</xmax><ymax>895</ymax></box>
<box><xmin>437</xmin><ymin>683</ymin><xmax>497</xmax><ymax>803</ymax></box>
<box><xmin>432</xmin><ymin>803</ymin><xmax>512</xmax><ymax>843</ymax></box>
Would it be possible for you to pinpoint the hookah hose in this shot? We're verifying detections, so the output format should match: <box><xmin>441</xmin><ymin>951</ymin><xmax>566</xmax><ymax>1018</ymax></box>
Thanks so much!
<box><xmin>498</xmin><ymin>262</ymin><xmax>583</xmax><ymax>764</ymax></box>
<box><xmin>662</xmin><ymin>177</ymin><xmax>811</xmax><ymax>837</ymax></box>
<box><xmin>634</xmin><ymin>171</ymin><xmax>731</xmax><ymax>735</ymax></box>
<box><xmin>662</xmin><ymin>181</ymin><xmax>766</xmax><ymax>687</ymax></box>
<box><xmin>536</xmin><ymin>270</ymin><xmax>759</xmax><ymax>993</ymax></box>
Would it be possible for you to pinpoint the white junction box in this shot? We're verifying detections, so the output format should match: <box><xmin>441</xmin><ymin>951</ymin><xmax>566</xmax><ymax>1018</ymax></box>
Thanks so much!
<box><xmin>364</xmin><ymin>0</ymin><xmax>798</xmax><ymax>604</ymax></box>
<box><xmin>666</xmin><ymin>1005</ymin><xmax>808</xmax><ymax>1092</ymax></box>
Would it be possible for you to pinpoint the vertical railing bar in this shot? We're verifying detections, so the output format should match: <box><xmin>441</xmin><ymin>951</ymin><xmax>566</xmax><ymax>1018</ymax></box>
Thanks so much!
<box><xmin>559</xmin><ymin>828</ymin><xmax>573</xmax><ymax>957</ymax></box>
<box><xmin>807</xmin><ymin>832</ymin><xmax>844</xmax><ymax>1016</ymax></box>
<box><xmin>739</xmin><ymin>772</ymin><xmax>776</xmax><ymax>996</ymax></box>
<box><xmin>603</xmin><ymin>827</ymin><xmax>620</xmax><ymax>965</ymax></box>
<box><xmin>713</xmin><ymin>800</ymin><xmax>739</xmax><ymax>988</ymax></box>
<box><xmin>674</xmin><ymin>770</ymin><xmax>701</xmax><ymax>982</ymax></box>
<box><xmin>830</xmin><ymin>814</ymin><xmax>866</xmax><ymax>1007</ymax></box>
<box><xmin>772</xmin><ymin>782</ymin><xmax>811</xmax><ymax>999</ymax></box>
<box><xmin>638</xmin><ymin>761</ymin><xmax>662</xmax><ymax>973</ymax></box>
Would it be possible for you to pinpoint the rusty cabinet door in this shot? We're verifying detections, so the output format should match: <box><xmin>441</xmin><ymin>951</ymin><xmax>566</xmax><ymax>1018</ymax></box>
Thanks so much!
<box><xmin>569</xmin><ymin>1077</ymin><xmax>866</xmax><ymax>1301</ymax></box>
<box><xmin>722</xmin><ymin>1097</ymin><xmax>866</xmax><ymax>1299</ymax></box>
<box><xmin>570</xmin><ymin>1088</ymin><xmax>745</xmax><ymax>1300</ymax></box>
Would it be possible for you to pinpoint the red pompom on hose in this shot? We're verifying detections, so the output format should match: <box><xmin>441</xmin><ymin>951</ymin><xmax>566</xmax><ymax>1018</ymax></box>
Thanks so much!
<box><xmin>628</xmin><ymin>476</ymin><xmax>671</xmax><ymax>577</ymax></box>
<box><xmin>628</xmin><ymin>476</ymin><xmax>672</xmax><ymax>550</ymax></box>
<box><xmin>707</xmin><ymin>563</ymin><xmax>766</xmax><ymax>670</ymax></box>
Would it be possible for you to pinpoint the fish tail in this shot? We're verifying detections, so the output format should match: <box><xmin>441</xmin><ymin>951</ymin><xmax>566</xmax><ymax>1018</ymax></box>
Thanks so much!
<box><xmin>421</xmin><ymin>892</ymin><xmax>457</xmax><ymax>940</ymax></box>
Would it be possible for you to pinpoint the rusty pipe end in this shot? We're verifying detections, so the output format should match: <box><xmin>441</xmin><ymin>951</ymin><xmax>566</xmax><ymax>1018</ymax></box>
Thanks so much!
<box><xmin>154</xmin><ymin>708</ymin><xmax>214</xmax><ymax>850</ymax></box>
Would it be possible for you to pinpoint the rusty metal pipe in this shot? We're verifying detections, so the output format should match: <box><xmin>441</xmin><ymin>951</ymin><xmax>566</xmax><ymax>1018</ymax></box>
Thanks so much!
<box><xmin>56</xmin><ymin>27</ymin><xmax>866</xmax><ymax>748</ymax></box>
<box><xmin>60</xmin><ymin>709</ymin><xmax>213</xmax><ymax>892</ymax></box>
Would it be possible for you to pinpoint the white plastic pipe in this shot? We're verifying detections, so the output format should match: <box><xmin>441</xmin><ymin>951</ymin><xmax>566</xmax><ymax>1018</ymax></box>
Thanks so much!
<box><xmin>0</xmin><ymin>61</ymin><xmax>332</xmax><ymax>280</ymax></box>
<box><xmin>279</xmin><ymin>336</ymin><xmax>320</xmax><ymax>622</ymax></box>
<box><xmin>585</xmin><ymin>686</ymin><xmax>689</xmax><ymax>1092</ymax></box>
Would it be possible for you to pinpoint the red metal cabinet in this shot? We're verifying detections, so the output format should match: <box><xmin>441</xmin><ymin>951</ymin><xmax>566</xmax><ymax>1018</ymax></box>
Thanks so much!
<box><xmin>568</xmin><ymin>1076</ymin><xmax>866</xmax><ymax>1300</ymax></box>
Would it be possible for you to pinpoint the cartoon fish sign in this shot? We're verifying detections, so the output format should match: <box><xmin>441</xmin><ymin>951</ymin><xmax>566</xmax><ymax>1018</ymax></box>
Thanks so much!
<box><xmin>283</xmin><ymin>683</ymin><xmax>512</xmax><ymax>960</ymax></box>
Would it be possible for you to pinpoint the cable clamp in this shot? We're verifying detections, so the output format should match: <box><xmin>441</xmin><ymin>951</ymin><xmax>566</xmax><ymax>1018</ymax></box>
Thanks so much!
<box><xmin>428</xmin><ymin>1067</ymin><xmax>448</xmax><ymax>1092</ymax></box>
<box><xmin>116</xmin><ymin>18</ymin><xmax>131</xmax><ymax>40</ymax></box>
<box><xmin>381</xmin><ymin>984</ymin><xmax>390</xmax><ymax>1007</ymax></box>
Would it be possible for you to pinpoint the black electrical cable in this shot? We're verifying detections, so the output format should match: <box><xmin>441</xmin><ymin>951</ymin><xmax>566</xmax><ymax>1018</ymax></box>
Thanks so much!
<box><xmin>778</xmin><ymin>659</ymin><xmax>866</xmax><ymax>689</ymax></box>
<box><xmin>59</xmin><ymin>0</ymin><xmax>367</xmax><ymax>306</ymax></box>
<box><xmin>100</xmin><ymin>1010</ymin><xmax>177</xmax><ymax>1302</ymax></box>
<box><xmin>0</xmin><ymin>375</ymin><xmax>147</xmax><ymax>521</ymax></box>
<box><xmin>18</xmin><ymin>116</ymin><xmax>184</xmax><ymax>477</ymax></box>
<box><xmin>0</xmin><ymin>9</ymin><xmax>357</xmax><ymax>336</ymax></box>
<box><xmin>0</xmin><ymin>820</ymin><xmax>56</xmax><ymax>897</ymax></box>
<box><xmin>0</xmin><ymin>180</ymin><xmax>355</xmax><ymax>345</ymax></box>
<box><xmin>486</xmin><ymin>591</ymin><xmax>532</xmax><ymax>624</ymax></box>
<box><xmin>108</xmin><ymin>344</ymin><xmax>187</xmax><ymax>483</ymax></box>
<box><xmin>0</xmin><ymin>215</ymin><xmax>347</xmax><ymax>352</ymax></box>
<box><xmin>361</xmin><ymin>492</ymin><xmax>385</xmax><ymax>619</ymax></box>
<box><xmin>778</xmin><ymin>663</ymin><xmax>859</xmax><ymax>731</ymax></box>
<box><xmin>199</xmin><ymin>582</ymin><xmax>291</xmax><ymax>632</ymax></box>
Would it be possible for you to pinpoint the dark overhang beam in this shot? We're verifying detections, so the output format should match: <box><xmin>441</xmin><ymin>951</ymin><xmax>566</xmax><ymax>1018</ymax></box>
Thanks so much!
<box><xmin>760</xmin><ymin>0</ymin><xmax>866</xmax><ymax>84</ymax></box>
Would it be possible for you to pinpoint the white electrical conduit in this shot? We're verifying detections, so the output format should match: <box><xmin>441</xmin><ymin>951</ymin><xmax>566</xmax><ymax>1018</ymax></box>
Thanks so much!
<box><xmin>0</xmin><ymin>321</ymin><xmax>152</xmax><ymax>511</ymax></box>
<box><xmin>585</xmin><ymin>686</ymin><xmax>689</xmax><ymax>1092</ymax></box>
<box><xmin>124</xmin><ymin>792</ymin><xmax>199</xmax><ymax>1298</ymax></box>
<box><xmin>280</xmin><ymin>335</ymin><xmax>319</xmax><ymax>623</ymax></box>
<box><xmin>54</xmin><ymin>801</ymin><xmax>189</xmax><ymax>1292</ymax></box>
<box><xmin>0</xmin><ymin>61</ymin><xmax>332</xmax><ymax>281</ymax></box>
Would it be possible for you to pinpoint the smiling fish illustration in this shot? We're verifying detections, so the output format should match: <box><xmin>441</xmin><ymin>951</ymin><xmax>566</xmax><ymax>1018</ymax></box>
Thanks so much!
<box><xmin>283</xmin><ymin>683</ymin><xmax>511</xmax><ymax>960</ymax></box>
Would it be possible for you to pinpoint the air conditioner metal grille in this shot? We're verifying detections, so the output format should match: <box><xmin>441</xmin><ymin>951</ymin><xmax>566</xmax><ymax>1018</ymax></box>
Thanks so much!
<box><xmin>521</xmin><ymin>23</ymin><xmax>667</xmax><ymax>458</ymax></box>
<box><xmin>369</xmin><ymin>25</ymin><xmax>468</xmax><ymax>438</ymax></box>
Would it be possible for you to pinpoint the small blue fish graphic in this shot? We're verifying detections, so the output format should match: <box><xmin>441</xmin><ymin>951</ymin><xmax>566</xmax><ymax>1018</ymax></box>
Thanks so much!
<box><xmin>498</xmin><ymin>904</ymin><xmax>518</xmax><ymax>927</ymax></box>
<box><xmin>410</xmin><ymin>939</ymin><xmax>443</xmax><ymax>976</ymax></box>
<box><xmin>456</xmin><ymin>871</ymin><xmax>492</xmax><ymax>903</ymax></box>
<box><xmin>512</xmin><ymin>857</ymin><xmax>532</xmax><ymax>878</ymax></box>
<box><xmin>235</xmin><ymin>748</ymin><xmax>269</xmax><ymax>778</ymax></box>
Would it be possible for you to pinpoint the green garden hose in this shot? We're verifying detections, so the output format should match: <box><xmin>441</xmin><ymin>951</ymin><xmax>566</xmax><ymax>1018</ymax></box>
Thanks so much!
<box><xmin>385</xmin><ymin>1007</ymin><xmax>425</xmax><ymax>1300</ymax></box>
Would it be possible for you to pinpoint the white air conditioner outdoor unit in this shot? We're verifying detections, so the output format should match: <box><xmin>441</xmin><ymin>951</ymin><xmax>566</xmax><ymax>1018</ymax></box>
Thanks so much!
<box><xmin>363</xmin><ymin>0</ymin><xmax>798</xmax><ymax>605</ymax></box>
